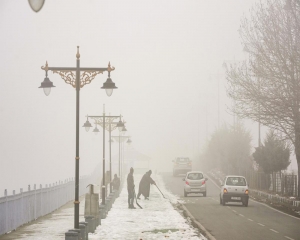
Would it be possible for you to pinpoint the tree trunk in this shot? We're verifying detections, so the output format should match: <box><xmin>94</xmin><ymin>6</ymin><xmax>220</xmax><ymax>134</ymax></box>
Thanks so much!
<box><xmin>297</xmin><ymin>166</ymin><xmax>300</xmax><ymax>198</ymax></box>
<box><xmin>295</xmin><ymin>153</ymin><xmax>300</xmax><ymax>198</ymax></box>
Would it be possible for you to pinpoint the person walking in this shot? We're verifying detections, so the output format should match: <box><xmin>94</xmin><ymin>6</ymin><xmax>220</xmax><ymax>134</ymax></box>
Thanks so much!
<box><xmin>137</xmin><ymin>170</ymin><xmax>156</xmax><ymax>200</ymax></box>
<box><xmin>127</xmin><ymin>167</ymin><xmax>136</xmax><ymax>209</ymax></box>
<box><xmin>111</xmin><ymin>173</ymin><xmax>120</xmax><ymax>191</ymax></box>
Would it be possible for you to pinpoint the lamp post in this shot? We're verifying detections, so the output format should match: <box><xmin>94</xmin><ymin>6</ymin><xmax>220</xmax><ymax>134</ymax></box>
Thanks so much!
<box><xmin>112</xmin><ymin>133</ymin><xmax>131</xmax><ymax>179</ymax></box>
<box><xmin>113</xmin><ymin>118</ymin><xmax>125</xmax><ymax>178</ymax></box>
<box><xmin>38</xmin><ymin>46</ymin><xmax>117</xmax><ymax>230</ymax></box>
<box><xmin>83</xmin><ymin>109</ymin><xmax>121</xmax><ymax>203</ymax></box>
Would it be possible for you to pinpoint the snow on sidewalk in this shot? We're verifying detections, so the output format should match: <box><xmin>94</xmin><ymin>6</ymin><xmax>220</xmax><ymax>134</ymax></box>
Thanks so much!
<box><xmin>89</xmin><ymin>174</ymin><xmax>206</xmax><ymax>240</ymax></box>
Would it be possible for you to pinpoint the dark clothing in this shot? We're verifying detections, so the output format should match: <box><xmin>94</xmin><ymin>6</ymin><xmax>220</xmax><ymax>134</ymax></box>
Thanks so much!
<box><xmin>127</xmin><ymin>172</ymin><xmax>135</xmax><ymax>208</ymax></box>
<box><xmin>127</xmin><ymin>172</ymin><xmax>135</xmax><ymax>191</ymax></box>
<box><xmin>111</xmin><ymin>176</ymin><xmax>120</xmax><ymax>190</ymax></box>
<box><xmin>137</xmin><ymin>171</ymin><xmax>155</xmax><ymax>199</ymax></box>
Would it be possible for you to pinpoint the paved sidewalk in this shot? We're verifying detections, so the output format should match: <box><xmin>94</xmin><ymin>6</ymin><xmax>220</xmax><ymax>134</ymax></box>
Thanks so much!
<box><xmin>0</xmin><ymin>195</ymin><xmax>86</xmax><ymax>240</ymax></box>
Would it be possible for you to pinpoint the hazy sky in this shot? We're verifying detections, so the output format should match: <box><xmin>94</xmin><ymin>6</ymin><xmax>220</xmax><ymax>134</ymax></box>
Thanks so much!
<box><xmin>0</xmin><ymin>0</ymin><xmax>296</xmax><ymax>196</ymax></box>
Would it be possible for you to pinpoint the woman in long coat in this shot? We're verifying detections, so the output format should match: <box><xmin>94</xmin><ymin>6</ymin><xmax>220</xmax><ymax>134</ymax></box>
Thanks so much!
<box><xmin>137</xmin><ymin>170</ymin><xmax>156</xmax><ymax>199</ymax></box>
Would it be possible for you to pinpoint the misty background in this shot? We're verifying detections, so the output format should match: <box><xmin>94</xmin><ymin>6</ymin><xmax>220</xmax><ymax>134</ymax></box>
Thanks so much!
<box><xmin>0</xmin><ymin>0</ymin><xmax>297</xmax><ymax>197</ymax></box>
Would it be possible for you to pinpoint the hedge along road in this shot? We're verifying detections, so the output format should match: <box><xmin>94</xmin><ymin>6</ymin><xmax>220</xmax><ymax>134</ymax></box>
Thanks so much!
<box><xmin>161</xmin><ymin>172</ymin><xmax>300</xmax><ymax>240</ymax></box>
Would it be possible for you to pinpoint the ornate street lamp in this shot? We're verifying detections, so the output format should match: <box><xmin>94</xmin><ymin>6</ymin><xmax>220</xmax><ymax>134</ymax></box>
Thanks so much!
<box><xmin>39</xmin><ymin>46</ymin><xmax>117</xmax><ymax>230</ymax></box>
<box><xmin>112</xmin><ymin>135</ymin><xmax>131</xmax><ymax>179</ymax></box>
<box><xmin>84</xmin><ymin>110</ymin><xmax>121</xmax><ymax>201</ymax></box>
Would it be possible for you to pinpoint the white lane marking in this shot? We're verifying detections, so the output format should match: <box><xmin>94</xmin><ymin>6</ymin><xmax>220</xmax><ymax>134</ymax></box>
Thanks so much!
<box><xmin>270</xmin><ymin>229</ymin><xmax>279</xmax><ymax>233</ymax></box>
<box><xmin>250</xmin><ymin>199</ymin><xmax>300</xmax><ymax>221</ymax></box>
<box><xmin>248</xmin><ymin>218</ymin><xmax>253</xmax><ymax>221</ymax></box>
<box><xmin>284</xmin><ymin>236</ymin><xmax>295</xmax><ymax>240</ymax></box>
<box><xmin>257</xmin><ymin>223</ymin><xmax>265</xmax><ymax>226</ymax></box>
<box><xmin>227</xmin><ymin>206</ymin><xmax>231</xmax><ymax>209</ymax></box>
<box><xmin>207</xmin><ymin>175</ymin><xmax>222</xmax><ymax>189</ymax></box>
<box><xmin>206</xmin><ymin>174</ymin><xmax>300</xmax><ymax>221</ymax></box>
<box><xmin>239</xmin><ymin>214</ymin><xmax>245</xmax><ymax>217</ymax></box>
<box><xmin>232</xmin><ymin>210</ymin><xmax>237</xmax><ymax>213</ymax></box>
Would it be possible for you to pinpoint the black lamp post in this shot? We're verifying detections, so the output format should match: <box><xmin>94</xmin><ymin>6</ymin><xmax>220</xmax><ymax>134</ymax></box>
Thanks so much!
<box><xmin>116</xmin><ymin>118</ymin><xmax>124</xmax><ymax>178</ymax></box>
<box><xmin>83</xmin><ymin>110</ymin><xmax>121</xmax><ymax>203</ymax></box>
<box><xmin>39</xmin><ymin>46</ymin><xmax>117</xmax><ymax>230</ymax></box>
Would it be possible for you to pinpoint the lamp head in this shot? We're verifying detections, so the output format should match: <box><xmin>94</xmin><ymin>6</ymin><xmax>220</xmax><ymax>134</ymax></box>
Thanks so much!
<box><xmin>101</xmin><ymin>77</ymin><xmax>117</xmax><ymax>97</ymax></box>
<box><xmin>39</xmin><ymin>76</ymin><xmax>55</xmax><ymax>96</ymax></box>
<box><xmin>93</xmin><ymin>125</ymin><xmax>100</xmax><ymax>135</ymax></box>
<box><xmin>121</xmin><ymin>125</ymin><xmax>127</xmax><ymax>135</ymax></box>
<box><xmin>82</xmin><ymin>119</ymin><xmax>92</xmax><ymax>132</ymax></box>
<box><xmin>116</xmin><ymin>119</ymin><xmax>124</xmax><ymax>132</ymax></box>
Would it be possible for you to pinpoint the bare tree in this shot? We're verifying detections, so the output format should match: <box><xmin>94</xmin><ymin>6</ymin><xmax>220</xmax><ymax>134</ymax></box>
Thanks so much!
<box><xmin>226</xmin><ymin>0</ymin><xmax>300</xmax><ymax>196</ymax></box>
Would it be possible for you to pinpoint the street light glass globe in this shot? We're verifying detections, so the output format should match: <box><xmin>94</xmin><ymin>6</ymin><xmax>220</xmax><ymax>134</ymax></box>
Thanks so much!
<box><xmin>43</xmin><ymin>87</ymin><xmax>51</xmax><ymax>96</ymax></box>
<box><xmin>85</xmin><ymin>126</ymin><xmax>90</xmax><ymax>132</ymax></box>
<box><xmin>28</xmin><ymin>0</ymin><xmax>45</xmax><ymax>12</ymax></box>
<box><xmin>105</xmin><ymin>89</ymin><xmax>113</xmax><ymax>97</ymax></box>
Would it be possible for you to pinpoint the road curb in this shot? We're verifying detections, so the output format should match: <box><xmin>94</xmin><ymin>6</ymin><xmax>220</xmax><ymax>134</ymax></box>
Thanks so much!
<box><xmin>177</xmin><ymin>202</ymin><xmax>217</xmax><ymax>240</ymax></box>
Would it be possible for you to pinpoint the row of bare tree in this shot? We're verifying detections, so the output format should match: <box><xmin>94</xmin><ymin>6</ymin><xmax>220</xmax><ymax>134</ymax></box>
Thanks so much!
<box><xmin>225</xmin><ymin>0</ymin><xmax>300</xmax><ymax>197</ymax></box>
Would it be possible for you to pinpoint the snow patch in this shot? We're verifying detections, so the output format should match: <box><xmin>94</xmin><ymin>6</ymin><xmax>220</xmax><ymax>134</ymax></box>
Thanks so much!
<box><xmin>89</xmin><ymin>174</ymin><xmax>206</xmax><ymax>240</ymax></box>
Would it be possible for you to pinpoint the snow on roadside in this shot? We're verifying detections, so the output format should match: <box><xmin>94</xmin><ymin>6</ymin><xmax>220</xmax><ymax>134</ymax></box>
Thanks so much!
<box><xmin>89</xmin><ymin>174</ymin><xmax>206</xmax><ymax>240</ymax></box>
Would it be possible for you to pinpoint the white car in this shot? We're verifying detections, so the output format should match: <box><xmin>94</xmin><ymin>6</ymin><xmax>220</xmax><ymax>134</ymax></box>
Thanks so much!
<box><xmin>183</xmin><ymin>171</ymin><xmax>207</xmax><ymax>197</ymax></box>
<box><xmin>220</xmin><ymin>175</ymin><xmax>249</xmax><ymax>207</ymax></box>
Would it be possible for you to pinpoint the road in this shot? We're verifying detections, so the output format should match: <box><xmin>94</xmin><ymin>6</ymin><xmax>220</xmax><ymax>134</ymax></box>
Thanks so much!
<box><xmin>161</xmin><ymin>172</ymin><xmax>300</xmax><ymax>240</ymax></box>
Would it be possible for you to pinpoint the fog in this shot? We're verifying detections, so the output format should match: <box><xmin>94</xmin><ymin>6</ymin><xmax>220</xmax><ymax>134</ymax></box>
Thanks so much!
<box><xmin>0</xmin><ymin>0</ymin><xmax>297</xmax><ymax>197</ymax></box>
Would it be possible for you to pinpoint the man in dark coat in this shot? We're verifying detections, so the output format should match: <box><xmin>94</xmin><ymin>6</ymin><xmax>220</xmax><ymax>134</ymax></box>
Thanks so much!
<box><xmin>127</xmin><ymin>167</ymin><xmax>136</xmax><ymax>209</ymax></box>
<box><xmin>111</xmin><ymin>174</ymin><xmax>120</xmax><ymax>191</ymax></box>
<box><xmin>137</xmin><ymin>170</ymin><xmax>156</xmax><ymax>200</ymax></box>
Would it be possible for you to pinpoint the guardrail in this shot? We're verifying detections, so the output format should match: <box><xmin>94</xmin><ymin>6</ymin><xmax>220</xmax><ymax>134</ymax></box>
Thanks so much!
<box><xmin>0</xmin><ymin>166</ymin><xmax>101</xmax><ymax>236</ymax></box>
<box><xmin>250</xmin><ymin>189</ymin><xmax>300</xmax><ymax>211</ymax></box>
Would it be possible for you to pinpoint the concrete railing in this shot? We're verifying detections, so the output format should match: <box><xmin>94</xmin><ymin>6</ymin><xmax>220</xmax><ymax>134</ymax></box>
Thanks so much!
<box><xmin>0</xmin><ymin>167</ymin><xmax>100</xmax><ymax>236</ymax></box>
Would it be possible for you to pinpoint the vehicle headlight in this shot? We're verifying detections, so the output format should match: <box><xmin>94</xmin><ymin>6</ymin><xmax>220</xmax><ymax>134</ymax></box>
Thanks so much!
<box><xmin>245</xmin><ymin>189</ymin><xmax>249</xmax><ymax>194</ymax></box>
<box><xmin>223</xmin><ymin>188</ymin><xmax>227</xmax><ymax>193</ymax></box>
